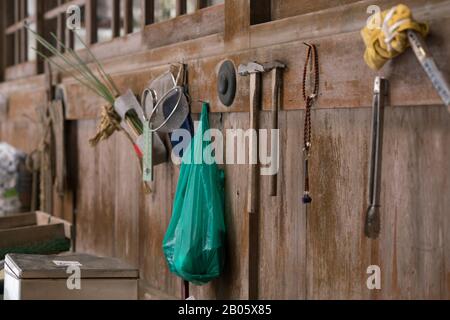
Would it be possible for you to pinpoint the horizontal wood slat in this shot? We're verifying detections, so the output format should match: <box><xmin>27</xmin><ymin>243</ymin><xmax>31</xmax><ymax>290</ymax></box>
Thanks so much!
<box><xmin>63</xmin><ymin>18</ymin><xmax>449</xmax><ymax>119</ymax></box>
<box><xmin>5</xmin><ymin>16</ymin><xmax>36</xmax><ymax>35</ymax></box>
<box><xmin>142</xmin><ymin>4</ymin><xmax>224</xmax><ymax>49</ymax></box>
<box><xmin>5</xmin><ymin>61</ymin><xmax>37</xmax><ymax>81</ymax></box>
<box><xmin>1</xmin><ymin>0</ymin><xmax>449</xmax><ymax>120</ymax></box>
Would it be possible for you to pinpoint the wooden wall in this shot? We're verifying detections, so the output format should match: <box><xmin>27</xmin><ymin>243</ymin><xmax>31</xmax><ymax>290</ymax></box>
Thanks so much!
<box><xmin>0</xmin><ymin>0</ymin><xmax>449</xmax><ymax>299</ymax></box>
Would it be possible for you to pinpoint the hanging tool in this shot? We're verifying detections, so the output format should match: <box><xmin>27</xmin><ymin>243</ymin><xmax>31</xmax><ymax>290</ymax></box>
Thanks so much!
<box><xmin>268</xmin><ymin>61</ymin><xmax>286</xmax><ymax>197</ymax></box>
<box><xmin>361</xmin><ymin>4</ymin><xmax>449</xmax><ymax>112</ymax></box>
<box><xmin>365</xmin><ymin>77</ymin><xmax>388</xmax><ymax>239</ymax></box>
<box><xmin>238</xmin><ymin>62</ymin><xmax>265</xmax><ymax>215</ymax></box>
<box><xmin>238</xmin><ymin>60</ymin><xmax>286</xmax><ymax>202</ymax></box>
<box><xmin>238</xmin><ymin>61</ymin><xmax>267</xmax><ymax>300</ymax></box>
<box><xmin>301</xmin><ymin>43</ymin><xmax>320</xmax><ymax>205</ymax></box>
<box><xmin>406</xmin><ymin>30</ymin><xmax>450</xmax><ymax>112</ymax></box>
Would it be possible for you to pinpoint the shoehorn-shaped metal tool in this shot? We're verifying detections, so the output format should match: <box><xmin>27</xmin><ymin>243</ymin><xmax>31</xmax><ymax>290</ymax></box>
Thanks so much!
<box><xmin>407</xmin><ymin>30</ymin><xmax>450</xmax><ymax>113</ymax></box>
<box><xmin>365</xmin><ymin>77</ymin><xmax>388</xmax><ymax>239</ymax></box>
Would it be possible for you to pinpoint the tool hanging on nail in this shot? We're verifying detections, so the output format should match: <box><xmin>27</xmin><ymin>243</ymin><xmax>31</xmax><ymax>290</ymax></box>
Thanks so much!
<box><xmin>365</xmin><ymin>77</ymin><xmax>388</xmax><ymax>239</ymax></box>
<box><xmin>406</xmin><ymin>30</ymin><xmax>450</xmax><ymax>112</ymax></box>
<box><xmin>301</xmin><ymin>43</ymin><xmax>319</xmax><ymax>205</ymax></box>
<box><xmin>268</xmin><ymin>61</ymin><xmax>286</xmax><ymax>197</ymax></box>
<box><xmin>238</xmin><ymin>62</ymin><xmax>264</xmax><ymax>215</ymax></box>
<box><xmin>361</xmin><ymin>4</ymin><xmax>450</xmax><ymax>112</ymax></box>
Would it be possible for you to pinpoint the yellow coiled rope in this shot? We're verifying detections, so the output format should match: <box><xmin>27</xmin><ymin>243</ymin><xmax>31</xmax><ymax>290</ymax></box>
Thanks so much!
<box><xmin>361</xmin><ymin>4</ymin><xmax>429</xmax><ymax>70</ymax></box>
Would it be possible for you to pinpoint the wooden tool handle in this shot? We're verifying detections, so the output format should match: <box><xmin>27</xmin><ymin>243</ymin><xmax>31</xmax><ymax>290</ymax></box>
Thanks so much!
<box><xmin>247</xmin><ymin>73</ymin><xmax>260</xmax><ymax>214</ymax></box>
<box><xmin>269</xmin><ymin>69</ymin><xmax>281</xmax><ymax>196</ymax></box>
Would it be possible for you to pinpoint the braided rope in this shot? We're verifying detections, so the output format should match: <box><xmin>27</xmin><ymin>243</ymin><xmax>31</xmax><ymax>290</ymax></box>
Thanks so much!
<box><xmin>302</xmin><ymin>43</ymin><xmax>320</xmax><ymax>204</ymax></box>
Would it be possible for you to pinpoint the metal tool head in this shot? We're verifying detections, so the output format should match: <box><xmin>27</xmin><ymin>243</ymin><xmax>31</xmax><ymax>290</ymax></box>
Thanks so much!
<box><xmin>263</xmin><ymin>60</ymin><xmax>287</xmax><ymax>72</ymax></box>
<box><xmin>238</xmin><ymin>62</ymin><xmax>266</xmax><ymax>76</ymax></box>
<box><xmin>238</xmin><ymin>61</ymin><xmax>286</xmax><ymax>76</ymax></box>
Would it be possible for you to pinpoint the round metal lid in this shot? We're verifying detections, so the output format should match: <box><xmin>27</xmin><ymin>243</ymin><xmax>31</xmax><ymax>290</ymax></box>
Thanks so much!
<box><xmin>217</xmin><ymin>60</ymin><xmax>237</xmax><ymax>107</ymax></box>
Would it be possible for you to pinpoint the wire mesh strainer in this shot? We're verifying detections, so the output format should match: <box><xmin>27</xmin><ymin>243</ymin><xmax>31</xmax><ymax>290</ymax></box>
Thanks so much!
<box><xmin>141</xmin><ymin>71</ymin><xmax>190</xmax><ymax>133</ymax></box>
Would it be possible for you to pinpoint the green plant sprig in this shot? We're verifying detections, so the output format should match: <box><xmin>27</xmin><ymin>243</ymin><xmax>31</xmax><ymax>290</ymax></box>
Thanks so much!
<box><xmin>26</xmin><ymin>25</ymin><xmax>144</xmax><ymax>137</ymax></box>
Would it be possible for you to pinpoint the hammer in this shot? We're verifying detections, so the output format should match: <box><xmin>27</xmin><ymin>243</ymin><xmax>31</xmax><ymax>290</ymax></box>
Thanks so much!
<box><xmin>238</xmin><ymin>61</ymin><xmax>267</xmax><ymax>300</ymax></box>
<box><xmin>238</xmin><ymin>62</ymin><xmax>266</xmax><ymax>215</ymax></box>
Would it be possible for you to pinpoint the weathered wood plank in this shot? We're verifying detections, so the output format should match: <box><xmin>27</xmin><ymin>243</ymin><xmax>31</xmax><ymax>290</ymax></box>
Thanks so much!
<box><xmin>0</xmin><ymin>119</ymin><xmax>40</xmax><ymax>153</ymax></box>
<box><xmin>139</xmin><ymin>161</ymin><xmax>180</xmax><ymax>298</ymax></box>
<box><xmin>271</xmin><ymin>0</ymin><xmax>359</xmax><ymax>21</ymax></box>
<box><xmin>62</xmin><ymin>14</ymin><xmax>450</xmax><ymax>119</ymax></box>
<box><xmin>224</xmin><ymin>0</ymin><xmax>250</xmax><ymax>51</ymax></box>
<box><xmin>142</xmin><ymin>4</ymin><xmax>224</xmax><ymax>50</ymax></box>
<box><xmin>114</xmin><ymin>132</ymin><xmax>140</xmax><ymax>266</ymax></box>
<box><xmin>306</xmin><ymin>106</ymin><xmax>450</xmax><ymax>299</ymax></box>
<box><xmin>73</xmin><ymin>120</ymin><xmax>99</xmax><ymax>254</ymax></box>
<box><xmin>258</xmin><ymin>110</ymin><xmax>306</xmax><ymax>299</ymax></box>
<box><xmin>376</xmin><ymin>106</ymin><xmax>450</xmax><ymax>299</ymax></box>
<box><xmin>94</xmin><ymin>128</ymin><xmax>116</xmax><ymax>257</ymax></box>
<box><xmin>5</xmin><ymin>61</ymin><xmax>37</xmax><ymax>81</ymax></box>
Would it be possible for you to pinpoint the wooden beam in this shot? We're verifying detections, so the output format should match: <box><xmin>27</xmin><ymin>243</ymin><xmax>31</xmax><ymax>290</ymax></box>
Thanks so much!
<box><xmin>224</xmin><ymin>0</ymin><xmax>251</xmax><ymax>51</ymax></box>
<box><xmin>5</xmin><ymin>17</ymin><xmax>37</xmax><ymax>35</ymax></box>
<box><xmin>142</xmin><ymin>4</ymin><xmax>224</xmax><ymax>50</ymax></box>
<box><xmin>85</xmin><ymin>0</ymin><xmax>97</xmax><ymax>45</ymax></box>
<box><xmin>141</xmin><ymin>0</ymin><xmax>154</xmax><ymax>28</ymax></box>
<box><xmin>112</xmin><ymin>0</ymin><xmax>121</xmax><ymax>38</ymax></box>
<box><xmin>5</xmin><ymin>61</ymin><xmax>37</xmax><ymax>81</ymax></box>
<box><xmin>176</xmin><ymin>0</ymin><xmax>187</xmax><ymax>16</ymax></box>
<box><xmin>124</xmin><ymin>0</ymin><xmax>133</xmax><ymax>34</ymax></box>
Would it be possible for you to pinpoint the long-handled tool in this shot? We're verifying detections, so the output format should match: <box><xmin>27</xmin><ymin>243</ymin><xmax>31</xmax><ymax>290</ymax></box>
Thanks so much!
<box><xmin>238</xmin><ymin>62</ymin><xmax>265</xmax><ymax>215</ymax></box>
<box><xmin>365</xmin><ymin>76</ymin><xmax>389</xmax><ymax>239</ymax></box>
<box><xmin>268</xmin><ymin>61</ymin><xmax>286</xmax><ymax>197</ymax></box>
<box><xmin>406</xmin><ymin>30</ymin><xmax>450</xmax><ymax>112</ymax></box>
<box><xmin>238</xmin><ymin>61</ymin><xmax>271</xmax><ymax>300</ymax></box>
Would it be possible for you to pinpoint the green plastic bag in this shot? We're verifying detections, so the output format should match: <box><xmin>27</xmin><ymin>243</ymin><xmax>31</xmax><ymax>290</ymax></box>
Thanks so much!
<box><xmin>163</xmin><ymin>103</ymin><xmax>226</xmax><ymax>285</ymax></box>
